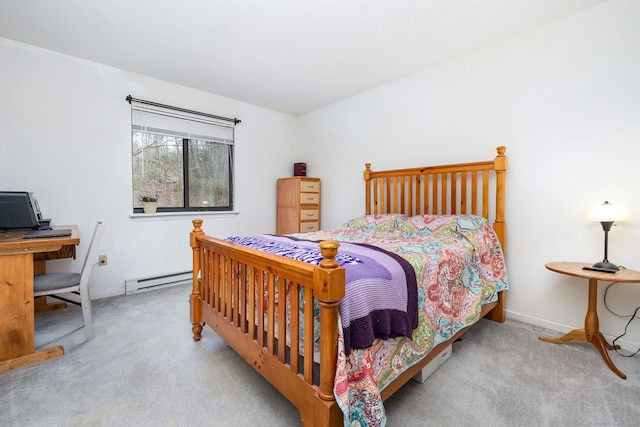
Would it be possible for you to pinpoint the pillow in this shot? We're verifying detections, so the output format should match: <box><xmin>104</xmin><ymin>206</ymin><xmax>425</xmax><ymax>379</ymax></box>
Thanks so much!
<box><xmin>340</xmin><ymin>214</ymin><xmax>408</xmax><ymax>233</ymax></box>
<box><xmin>407</xmin><ymin>215</ymin><xmax>443</xmax><ymax>232</ymax></box>
<box><xmin>408</xmin><ymin>214</ymin><xmax>488</xmax><ymax>234</ymax></box>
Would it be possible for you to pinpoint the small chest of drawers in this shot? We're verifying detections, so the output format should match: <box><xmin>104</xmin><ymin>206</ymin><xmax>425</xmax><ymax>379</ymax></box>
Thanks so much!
<box><xmin>276</xmin><ymin>177</ymin><xmax>320</xmax><ymax>234</ymax></box>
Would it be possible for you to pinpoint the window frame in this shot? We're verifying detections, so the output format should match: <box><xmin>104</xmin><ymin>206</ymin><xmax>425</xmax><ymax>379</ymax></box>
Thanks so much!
<box><xmin>128</xmin><ymin>97</ymin><xmax>238</xmax><ymax>214</ymax></box>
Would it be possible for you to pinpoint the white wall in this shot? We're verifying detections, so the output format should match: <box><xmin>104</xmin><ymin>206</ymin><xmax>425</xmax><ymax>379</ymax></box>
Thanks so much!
<box><xmin>0</xmin><ymin>38</ymin><xmax>298</xmax><ymax>299</ymax></box>
<box><xmin>298</xmin><ymin>0</ymin><xmax>640</xmax><ymax>350</ymax></box>
<box><xmin>2</xmin><ymin>0</ymin><xmax>639</xmax><ymax>351</ymax></box>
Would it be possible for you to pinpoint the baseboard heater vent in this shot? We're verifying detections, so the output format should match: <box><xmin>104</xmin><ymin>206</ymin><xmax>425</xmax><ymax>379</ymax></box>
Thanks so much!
<box><xmin>125</xmin><ymin>270</ymin><xmax>192</xmax><ymax>295</ymax></box>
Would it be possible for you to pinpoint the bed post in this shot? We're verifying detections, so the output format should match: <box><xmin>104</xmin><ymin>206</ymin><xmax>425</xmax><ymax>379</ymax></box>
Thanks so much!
<box><xmin>487</xmin><ymin>146</ymin><xmax>507</xmax><ymax>323</ymax></box>
<box><xmin>492</xmin><ymin>146</ymin><xmax>507</xmax><ymax>250</ymax></box>
<box><xmin>190</xmin><ymin>219</ymin><xmax>204</xmax><ymax>341</ymax></box>
<box><xmin>314</xmin><ymin>240</ymin><xmax>345</xmax><ymax>415</ymax></box>
<box><xmin>363</xmin><ymin>163</ymin><xmax>372</xmax><ymax>215</ymax></box>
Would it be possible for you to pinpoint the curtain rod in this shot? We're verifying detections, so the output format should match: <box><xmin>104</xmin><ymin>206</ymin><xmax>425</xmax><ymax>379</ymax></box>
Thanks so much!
<box><xmin>126</xmin><ymin>95</ymin><xmax>241</xmax><ymax>125</ymax></box>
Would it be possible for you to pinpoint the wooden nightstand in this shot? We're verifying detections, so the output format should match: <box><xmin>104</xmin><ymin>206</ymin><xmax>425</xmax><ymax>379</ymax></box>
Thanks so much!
<box><xmin>539</xmin><ymin>262</ymin><xmax>640</xmax><ymax>379</ymax></box>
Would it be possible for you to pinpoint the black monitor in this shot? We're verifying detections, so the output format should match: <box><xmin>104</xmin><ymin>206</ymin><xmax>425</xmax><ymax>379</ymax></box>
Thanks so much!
<box><xmin>0</xmin><ymin>191</ymin><xmax>41</xmax><ymax>231</ymax></box>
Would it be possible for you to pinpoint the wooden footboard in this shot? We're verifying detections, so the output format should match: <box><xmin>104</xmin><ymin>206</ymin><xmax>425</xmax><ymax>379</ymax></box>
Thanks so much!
<box><xmin>190</xmin><ymin>219</ymin><xmax>345</xmax><ymax>426</ymax></box>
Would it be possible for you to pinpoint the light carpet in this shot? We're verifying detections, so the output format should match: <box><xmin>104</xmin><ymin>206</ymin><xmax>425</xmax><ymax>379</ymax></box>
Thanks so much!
<box><xmin>1</xmin><ymin>284</ymin><xmax>639</xmax><ymax>426</ymax></box>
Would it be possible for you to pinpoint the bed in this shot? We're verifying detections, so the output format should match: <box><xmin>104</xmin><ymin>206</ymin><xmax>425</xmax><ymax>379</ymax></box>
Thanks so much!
<box><xmin>189</xmin><ymin>146</ymin><xmax>508</xmax><ymax>427</ymax></box>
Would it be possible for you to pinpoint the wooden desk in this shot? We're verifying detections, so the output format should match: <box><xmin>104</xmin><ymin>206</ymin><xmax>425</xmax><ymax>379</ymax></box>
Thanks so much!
<box><xmin>0</xmin><ymin>226</ymin><xmax>79</xmax><ymax>372</ymax></box>
<box><xmin>540</xmin><ymin>262</ymin><xmax>640</xmax><ymax>379</ymax></box>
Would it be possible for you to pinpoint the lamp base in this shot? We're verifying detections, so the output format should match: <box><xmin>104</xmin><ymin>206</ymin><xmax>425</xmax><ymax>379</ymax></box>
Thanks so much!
<box><xmin>583</xmin><ymin>261</ymin><xmax>620</xmax><ymax>274</ymax></box>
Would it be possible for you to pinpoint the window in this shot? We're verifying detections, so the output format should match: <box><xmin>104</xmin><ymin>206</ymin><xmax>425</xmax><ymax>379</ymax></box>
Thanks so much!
<box><xmin>130</xmin><ymin>99</ymin><xmax>237</xmax><ymax>213</ymax></box>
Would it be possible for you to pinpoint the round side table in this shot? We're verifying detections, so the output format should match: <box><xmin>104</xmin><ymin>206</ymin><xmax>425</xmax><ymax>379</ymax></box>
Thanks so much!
<box><xmin>539</xmin><ymin>262</ymin><xmax>640</xmax><ymax>379</ymax></box>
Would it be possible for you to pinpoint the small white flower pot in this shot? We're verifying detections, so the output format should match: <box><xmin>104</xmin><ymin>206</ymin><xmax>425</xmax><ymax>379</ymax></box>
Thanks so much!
<box><xmin>142</xmin><ymin>201</ymin><xmax>158</xmax><ymax>214</ymax></box>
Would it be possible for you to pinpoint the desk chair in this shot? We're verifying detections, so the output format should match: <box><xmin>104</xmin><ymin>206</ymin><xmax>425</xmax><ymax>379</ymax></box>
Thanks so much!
<box><xmin>34</xmin><ymin>221</ymin><xmax>105</xmax><ymax>340</ymax></box>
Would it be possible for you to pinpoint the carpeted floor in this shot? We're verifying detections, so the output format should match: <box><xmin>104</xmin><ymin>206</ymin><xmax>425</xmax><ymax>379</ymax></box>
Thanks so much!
<box><xmin>1</xmin><ymin>284</ymin><xmax>639</xmax><ymax>426</ymax></box>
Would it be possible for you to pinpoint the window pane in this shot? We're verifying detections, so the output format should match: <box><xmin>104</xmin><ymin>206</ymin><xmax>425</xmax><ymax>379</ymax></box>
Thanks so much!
<box><xmin>132</xmin><ymin>132</ymin><xmax>184</xmax><ymax>207</ymax></box>
<box><xmin>188</xmin><ymin>140</ymin><xmax>231</xmax><ymax>208</ymax></box>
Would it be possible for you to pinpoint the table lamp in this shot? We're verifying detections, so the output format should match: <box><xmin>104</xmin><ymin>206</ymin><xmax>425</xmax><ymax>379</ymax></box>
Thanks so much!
<box><xmin>585</xmin><ymin>201</ymin><xmax>631</xmax><ymax>273</ymax></box>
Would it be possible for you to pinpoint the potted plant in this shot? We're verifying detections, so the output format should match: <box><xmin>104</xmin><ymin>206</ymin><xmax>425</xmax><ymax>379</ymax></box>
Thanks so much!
<box><xmin>140</xmin><ymin>196</ymin><xmax>158</xmax><ymax>214</ymax></box>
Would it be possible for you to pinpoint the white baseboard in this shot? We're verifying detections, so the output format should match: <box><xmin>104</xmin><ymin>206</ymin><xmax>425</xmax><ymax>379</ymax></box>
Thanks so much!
<box><xmin>505</xmin><ymin>310</ymin><xmax>640</xmax><ymax>354</ymax></box>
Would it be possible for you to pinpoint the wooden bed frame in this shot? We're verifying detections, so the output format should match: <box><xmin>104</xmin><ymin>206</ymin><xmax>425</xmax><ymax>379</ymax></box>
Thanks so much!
<box><xmin>190</xmin><ymin>146</ymin><xmax>507</xmax><ymax>426</ymax></box>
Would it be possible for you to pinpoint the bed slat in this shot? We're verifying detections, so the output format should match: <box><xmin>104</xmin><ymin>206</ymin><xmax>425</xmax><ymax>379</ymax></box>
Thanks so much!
<box><xmin>257</xmin><ymin>269</ymin><xmax>265</xmax><ymax>347</ymax></box>
<box><xmin>248</xmin><ymin>265</ymin><xmax>256</xmax><ymax>340</ymax></box>
<box><xmin>290</xmin><ymin>284</ymin><xmax>300</xmax><ymax>374</ymax></box>
<box><xmin>303</xmin><ymin>289</ymin><xmax>314</xmax><ymax>384</ymax></box>
<box><xmin>267</xmin><ymin>273</ymin><xmax>276</xmax><ymax>354</ymax></box>
<box><xmin>277</xmin><ymin>278</ymin><xmax>286</xmax><ymax>363</ymax></box>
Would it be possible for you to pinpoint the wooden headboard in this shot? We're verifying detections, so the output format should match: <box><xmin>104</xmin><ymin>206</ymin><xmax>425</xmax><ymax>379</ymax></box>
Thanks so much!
<box><xmin>363</xmin><ymin>146</ymin><xmax>507</xmax><ymax>252</ymax></box>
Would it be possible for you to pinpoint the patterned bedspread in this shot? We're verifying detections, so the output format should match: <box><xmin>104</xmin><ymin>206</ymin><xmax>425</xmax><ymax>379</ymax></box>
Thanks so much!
<box><xmin>226</xmin><ymin>234</ymin><xmax>418</xmax><ymax>354</ymax></box>
<box><xmin>288</xmin><ymin>214</ymin><xmax>508</xmax><ymax>427</ymax></box>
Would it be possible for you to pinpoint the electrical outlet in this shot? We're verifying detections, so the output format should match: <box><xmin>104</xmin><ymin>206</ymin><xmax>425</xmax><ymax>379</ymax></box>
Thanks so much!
<box><xmin>98</xmin><ymin>254</ymin><xmax>108</xmax><ymax>266</ymax></box>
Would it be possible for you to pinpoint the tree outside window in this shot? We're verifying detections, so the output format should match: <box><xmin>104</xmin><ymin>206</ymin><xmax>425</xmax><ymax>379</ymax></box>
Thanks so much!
<box><xmin>130</xmin><ymin>102</ymin><xmax>235</xmax><ymax>213</ymax></box>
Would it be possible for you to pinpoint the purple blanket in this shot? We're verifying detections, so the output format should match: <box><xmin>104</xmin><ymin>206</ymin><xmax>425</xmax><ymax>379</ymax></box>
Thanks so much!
<box><xmin>226</xmin><ymin>235</ymin><xmax>418</xmax><ymax>354</ymax></box>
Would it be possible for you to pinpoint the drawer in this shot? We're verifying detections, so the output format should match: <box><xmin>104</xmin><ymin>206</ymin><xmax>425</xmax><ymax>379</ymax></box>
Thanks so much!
<box><xmin>300</xmin><ymin>193</ymin><xmax>319</xmax><ymax>204</ymax></box>
<box><xmin>300</xmin><ymin>222</ymin><xmax>319</xmax><ymax>232</ymax></box>
<box><xmin>300</xmin><ymin>209</ymin><xmax>319</xmax><ymax>220</ymax></box>
<box><xmin>300</xmin><ymin>181</ymin><xmax>320</xmax><ymax>193</ymax></box>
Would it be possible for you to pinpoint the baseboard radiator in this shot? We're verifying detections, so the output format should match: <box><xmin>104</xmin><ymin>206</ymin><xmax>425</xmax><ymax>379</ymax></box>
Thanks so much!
<box><xmin>125</xmin><ymin>270</ymin><xmax>192</xmax><ymax>295</ymax></box>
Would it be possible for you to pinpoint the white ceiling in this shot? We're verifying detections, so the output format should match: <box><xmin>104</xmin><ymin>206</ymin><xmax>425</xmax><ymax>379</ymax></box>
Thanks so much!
<box><xmin>0</xmin><ymin>0</ymin><xmax>607</xmax><ymax>115</ymax></box>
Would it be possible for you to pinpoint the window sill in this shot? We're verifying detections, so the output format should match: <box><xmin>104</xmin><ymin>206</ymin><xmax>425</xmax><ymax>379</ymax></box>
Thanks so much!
<box><xmin>129</xmin><ymin>211</ymin><xmax>239</xmax><ymax>220</ymax></box>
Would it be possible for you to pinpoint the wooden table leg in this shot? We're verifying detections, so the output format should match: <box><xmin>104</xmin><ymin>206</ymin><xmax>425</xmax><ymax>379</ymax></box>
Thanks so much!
<box><xmin>0</xmin><ymin>253</ymin><xmax>66</xmax><ymax>372</ymax></box>
<box><xmin>539</xmin><ymin>328</ymin><xmax>587</xmax><ymax>344</ymax></box>
<box><xmin>34</xmin><ymin>296</ymin><xmax>68</xmax><ymax>313</ymax></box>
<box><xmin>590</xmin><ymin>333</ymin><xmax>626</xmax><ymax>379</ymax></box>
<box><xmin>0</xmin><ymin>346</ymin><xmax>64</xmax><ymax>373</ymax></box>
<box><xmin>539</xmin><ymin>278</ymin><xmax>626</xmax><ymax>379</ymax></box>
